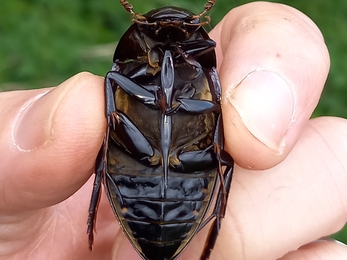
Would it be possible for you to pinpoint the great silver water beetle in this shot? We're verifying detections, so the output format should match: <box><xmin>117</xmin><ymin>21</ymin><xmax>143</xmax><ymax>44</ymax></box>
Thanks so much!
<box><xmin>87</xmin><ymin>1</ymin><xmax>234</xmax><ymax>259</ymax></box>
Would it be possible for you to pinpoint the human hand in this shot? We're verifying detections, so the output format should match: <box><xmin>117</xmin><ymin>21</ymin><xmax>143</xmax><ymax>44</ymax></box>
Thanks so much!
<box><xmin>1</xmin><ymin>2</ymin><xmax>347</xmax><ymax>260</ymax></box>
<box><xmin>206</xmin><ymin>2</ymin><xmax>347</xmax><ymax>260</ymax></box>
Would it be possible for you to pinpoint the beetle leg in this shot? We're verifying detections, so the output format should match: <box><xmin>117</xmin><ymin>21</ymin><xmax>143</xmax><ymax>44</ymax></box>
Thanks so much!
<box><xmin>106</xmin><ymin>70</ymin><xmax>157</xmax><ymax>163</ymax></box>
<box><xmin>175</xmin><ymin>98</ymin><xmax>220</xmax><ymax>114</ymax></box>
<box><xmin>176</xmin><ymin>39</ymin><xmax>216</xmax><ymax>59</ymax></box>
<box><xmin>87</xmin><ymin>162</ymin><xmax>102</xmax><ymax>250</ymax></box>
<box><xmin>198</xmin><ymin>114</ymin><xmax>234</xmax><ymax>260</ymax></box>
<box><xmin>199</xmin><ymin>162</ymin><xmax>233</xmax><ymax>260</ymax></box>
<box><xmin>104</xmin><ymin>74</ymin><xmax>117</xmax><ymax>128</ymax></box>
<box><xmin>165</xmin><ymin>81</ymin><xmax>220</xmax><ymax>115</ymax></box>
<box><xmin>207</xmin><ymin>67</ymin><xmax>222</xmax><ymax>105</ymax></box>
<box><xmin>105</xmin><ymin>71</ymin><xmax>157</xmax><ymax>108</ymax></box>
<box><xmin>171</xmin><ymin>66</ymin><xmax>224</xmax><ymax>114</ymax></box>
<box><xmin>171</xmin><ymin>44</ymin><xmax>220</xmax><ymax>115</ymax></box>
<box><xmin>87</xmin><ymin>127</ymin><xmax>110</xmax><ymax>250</ymax></box>
<box><xmin>175</xmin><ymin>45</ymin><xmax>203</xmax><ymax>73</ymax></box>
<box><xmin>112</xmin><ymin>111</ymin><xmax>154</xmax><ymax>163</ymax></box>
<box><xmin>126</xmin><ymin>63</ymin><xmax>161</xmax><ymax>79</ymax></box>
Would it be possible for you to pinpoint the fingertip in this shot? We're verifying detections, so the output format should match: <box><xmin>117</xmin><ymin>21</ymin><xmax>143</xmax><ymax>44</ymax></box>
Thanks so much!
<box><xmin>279</xmin><ymin>239</ymin><xmax>347</xmax><ymax>260</ymax></box>
<box><xmin>211</xmin><ymin>2</ymin><xmax>330</xmax><ymax>169</ymax></box>
<box><xmin>35</xmin><ymin>71</ymin><xmax>106</xmax><ymax>192</ymax></box>
<box><xmin>50</xmin><ymin>72</ymin><xmax>106</xmax><ymax>162</ymax></box>
<box><xmin>1</xmin><ymin>72</ymin><xmax>106</xmax><ymax>210</ymax></box>
<box><xmin>223</xmin><ymin>102</ymin><xmax>285</xmax><ymax>170</ymax></box>
<box><xmin>222</xmin><ymin>69</ymin><xmax>295</xmax><ymax>169</ymax></box>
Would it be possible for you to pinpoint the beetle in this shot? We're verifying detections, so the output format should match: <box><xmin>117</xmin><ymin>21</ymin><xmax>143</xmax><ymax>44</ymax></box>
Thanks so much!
<box><xmin>87</xmin><ymin>0</ymin><xmax>234</xmax><ymax>259</ymax></box>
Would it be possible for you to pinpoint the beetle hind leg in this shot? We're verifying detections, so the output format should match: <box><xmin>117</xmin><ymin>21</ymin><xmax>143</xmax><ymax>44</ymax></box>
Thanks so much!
<box><xmin>87</xmin><ymin>147</ymin><xmax>104</xmax><ymax>250</ymax></box>
<box><xmin>199</xmin><ymin>114</ymin><xmax>234</xmax><ymax>260</ymax></box>
<box><xmin>87</xmin><ymin>128</ymin><xmax>111</xmax><ymax>250</ymax></box>
<box><xmin>199</xmin><ymin>162</ymin><xmax>233</xmax><ymax>260</ymax></box>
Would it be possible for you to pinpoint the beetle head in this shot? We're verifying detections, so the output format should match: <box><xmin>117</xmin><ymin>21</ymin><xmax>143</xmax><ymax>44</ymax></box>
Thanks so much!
<box><xmin>119</xmin><ymin>1</ymin><xmax>216</xmax><ymax>42</ymax></box>
<box><xmin>134</xmin><ymin>6</ymin><xmax>208</xmax><ymax>42</ymax></box>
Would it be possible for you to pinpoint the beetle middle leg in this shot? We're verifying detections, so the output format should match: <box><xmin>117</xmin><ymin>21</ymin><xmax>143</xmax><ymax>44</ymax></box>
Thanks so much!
<box><xmin>104</xmin><ymin>70</ymin><xmax>156</xmax><ymax>163</ymax></box>
<box><xmin>176</xmin><ymin>39</ymin><xmax>216</xmax><ymax>59</ymax></box>
<box><xmin>88</xmin><ymin>68</ymin><xmax>157</xmax><ymax>249</ymax></box>
<box><xmin>105</xmin><ymin>70</ymin><xmax>157</xmax><ymax>108</ymax></box>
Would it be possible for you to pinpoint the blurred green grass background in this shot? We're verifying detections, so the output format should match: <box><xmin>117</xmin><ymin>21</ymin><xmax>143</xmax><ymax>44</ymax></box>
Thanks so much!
<box><xmin>1</xmin><ymin>0</ymin><xmax>346</xmax><ymax>243</ymax></box>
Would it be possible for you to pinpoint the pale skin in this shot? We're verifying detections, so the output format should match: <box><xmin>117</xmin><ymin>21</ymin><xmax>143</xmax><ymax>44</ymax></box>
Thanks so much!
<box><xmin>1</xmin><ymin>2</ymin><xmax>347</xmax><ymax>260</ymax></box>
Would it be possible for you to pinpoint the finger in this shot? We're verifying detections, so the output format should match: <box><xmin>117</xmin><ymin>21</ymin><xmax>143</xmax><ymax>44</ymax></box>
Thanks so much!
<box><xmin>0</xmin><ymin>72</ymin><xmax>105</xmax><ymax>213</ymax></box>
<box><xmin>210</xmin><ymin>2</ymin><xmax>330</xmax><ymax>169</ymax></box>
<box><xmin>279</xmin><ymin>240</ymin><xmax>347</xmax><ymax>260</ymax></box>
<box><xmin>215</xmin><ymin>117</ymin><xmax>347</xmax><ymax>260</ymax></box>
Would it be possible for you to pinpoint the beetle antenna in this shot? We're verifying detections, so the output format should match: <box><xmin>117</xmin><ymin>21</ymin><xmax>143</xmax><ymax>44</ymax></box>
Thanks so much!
<box><xmin>201</xmin><ymin>0</ymin><xmax>216</xmax><ymax>16</ymax></box>
<box><xmin>120</xmin><ymin>0</ymin><xmax>135</xmax><ymax>14</ymax></box>
<box><xmin>119</xmin><ymin>0</ymin><xmax>147</xmax><ymax>22</ymax></box>
<box><xmin>195</xmin><ymin>0</ymin><xmax>216</xmax><ymax>18</ymax></box>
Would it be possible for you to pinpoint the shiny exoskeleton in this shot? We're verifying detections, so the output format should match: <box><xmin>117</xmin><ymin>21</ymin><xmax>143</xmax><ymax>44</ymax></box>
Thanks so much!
<box><xmin>87</xmin><ymin>1</ymin><xmax>234</xmax><ymax>259</ymax></box>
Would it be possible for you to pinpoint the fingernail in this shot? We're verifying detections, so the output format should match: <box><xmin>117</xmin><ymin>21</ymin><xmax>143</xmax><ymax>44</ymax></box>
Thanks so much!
<box><xmin>13</xmin><ymin>79</ymin><xmax>73</xmax><ymax>151</ymax></box>
<box><xmin>227</xmin><ymin>70</ymin><xmax>295</xmax><ymax>153</ymax></box>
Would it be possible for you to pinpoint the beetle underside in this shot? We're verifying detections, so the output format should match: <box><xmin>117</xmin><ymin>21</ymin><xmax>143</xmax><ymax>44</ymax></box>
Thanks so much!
<box><xmin>87</xmin><ymin>1</ymin><xmax>234</xmax><ymax>260</ymax></box>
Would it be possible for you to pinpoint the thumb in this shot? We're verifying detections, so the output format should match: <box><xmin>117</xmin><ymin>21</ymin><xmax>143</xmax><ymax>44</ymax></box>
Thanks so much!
<box><xmin>211</xmin><ymin>2</ymin><xmax>330</xmax><ymax>169</ymax></box>
<box><xmin>0</xmin><ymin>72</ymin><xmax>105</xmax><ymax>213</ymax></box>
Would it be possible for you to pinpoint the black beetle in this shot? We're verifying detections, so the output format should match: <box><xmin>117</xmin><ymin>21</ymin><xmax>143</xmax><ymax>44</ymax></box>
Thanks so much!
<box><xmin>87</xmin><ymin>1</ymin><xmax>234</xmax><ymax>259</ymax></box>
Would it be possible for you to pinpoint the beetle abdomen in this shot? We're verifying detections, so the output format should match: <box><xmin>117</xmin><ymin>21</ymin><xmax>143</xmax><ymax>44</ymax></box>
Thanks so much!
<box><xmin>106</xmin><ymin>142</ymin><xmax>217</xmax><ymax>260</ymax></box>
